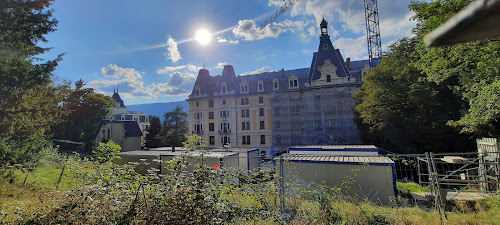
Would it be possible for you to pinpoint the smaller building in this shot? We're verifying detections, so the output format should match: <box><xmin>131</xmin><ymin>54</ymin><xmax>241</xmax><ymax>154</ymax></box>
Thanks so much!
<box><xmin>208</xmin><ymin>148</ymin><xmax>261</xmax><ymax>170</ymax></box>
<box><xmin>95</xmin><ymin>120</ymin><xmax>142</xmax><ymax>152</ymax></box>
<box><xmin>281</xmin><ymin>154</ymin><xmax>397</xmax><ymax>205</ymax></box>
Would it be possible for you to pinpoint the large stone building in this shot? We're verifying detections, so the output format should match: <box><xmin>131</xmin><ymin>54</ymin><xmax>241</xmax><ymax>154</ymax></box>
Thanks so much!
<box><xmin>188</xmin><ymin>19</ymin><xmax>370</xmax><ymax>155</ymax></box>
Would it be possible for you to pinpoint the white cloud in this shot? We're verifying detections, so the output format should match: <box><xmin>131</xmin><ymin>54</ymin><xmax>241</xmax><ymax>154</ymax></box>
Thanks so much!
<box><xmin>268</xmin><ymin>0</ymin><xmax>285</xmax><ymax>7</ymax></box>
<box><xmin>232</xmin><ymin>19</ymin><xmax>313</xmax><ymax>41</ymax></box>
<box><xmin>166</xmin><ymin>37</ymin><xmax>181</xmax><ymax>63</ymax></box>
<box><xmin>333</xmin><ymin>36</ymin><xmax>368</xmax><ymax>61</ymax></box>
<box><xmin>215</xmin><ymin>62</ymin><xmax>229</xmax><ymax>69</ymax></box>
<box><xmin>217</xmin><ymin>36</ymin><xmax>239</xmax><ymax>45</ymax></box>
<box><xmin>241</xmin><ymin>66</ymin><xmax>273</xmax><ymax>76</ymax></box>
<box><xmin>146</xmin><ymin>71</ymin><xmax>196</xmax><ymax>96</ymax></box>
<box><xmin>157</xmin><ymin>64</ymin><xmax>202</xmax><ymax>74</ymax></box>
<box><xmin>89</xmin><ymin>64</ymin><xmax>197</xmax><ymax>99</ymax></box>
<box><xmin>157</xmin><ymin>65</ymin><xmax>186</xmax><ymax>74</ymax></box>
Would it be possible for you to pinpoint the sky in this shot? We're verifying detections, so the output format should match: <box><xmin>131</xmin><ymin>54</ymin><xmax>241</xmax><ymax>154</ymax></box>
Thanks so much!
<box><xmin>41</xmin><ymin>0</ymin><xmax>418</xmax><ymax>105</ymax></box>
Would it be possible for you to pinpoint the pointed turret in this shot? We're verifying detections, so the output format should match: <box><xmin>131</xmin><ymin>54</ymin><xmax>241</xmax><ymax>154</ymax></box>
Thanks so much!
<box><xmin>307</xmin><ymin>19</ymin><xmax>352</xmax><ymax>82</ymax></box>
<box><xmin>112</xmin><ymin>90</ymin><xmax>125</xmax><ymax>107</ymax></box>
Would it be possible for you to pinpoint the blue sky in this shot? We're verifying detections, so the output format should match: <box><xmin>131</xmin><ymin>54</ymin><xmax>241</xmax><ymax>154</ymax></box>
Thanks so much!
<box><xmin>42</xmin><ymin>0</ymin><xmax>418</xmax><ymax>105</ymax></box>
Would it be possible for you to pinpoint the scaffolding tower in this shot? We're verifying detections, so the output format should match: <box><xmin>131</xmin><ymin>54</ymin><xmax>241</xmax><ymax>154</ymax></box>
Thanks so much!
<box><xmin>364</xmin><ymin>0</ymin><xmax>382</xmax><ymax>68</ymax></box>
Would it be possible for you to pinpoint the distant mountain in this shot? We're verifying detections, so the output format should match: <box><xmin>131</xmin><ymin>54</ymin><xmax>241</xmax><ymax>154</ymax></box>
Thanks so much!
<box><xmin>127</xmin><ymin>101</ymin><xmax>189</xmax><ymax>120</ymax></box>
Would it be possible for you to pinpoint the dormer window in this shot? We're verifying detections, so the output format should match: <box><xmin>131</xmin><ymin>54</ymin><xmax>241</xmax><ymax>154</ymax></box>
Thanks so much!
<box><xmin>258</xmin><ymin>80</ymin><xmax>264</xmax><ymax>92</ymax></box>
<box><xmin>289</xmin><ymin>79</ymin><xmax>298</xmax><ymax>88</ymax></box>
<box><xmin>240</xmin><ymin>82</ymin><xmax>249</xmax><ymax>93</ymax></box>
<box><xmin>326</xmin><ymin>75</ymin><xmax>331</xmax><ymax>82</ymax></box>
<box><xmin>272</xmin><ymin>79</ymin><xmax>279</xmax><ymax>90</ymax></box>
<box><xmin>288</xmin><ymin>74</ymin><xmax>299</xmax><ymax>89</ymax></box>
<box><xmin>221</xmin><ymin>82</ymin><xmax>227</xmax><ymax>93</ymax></box>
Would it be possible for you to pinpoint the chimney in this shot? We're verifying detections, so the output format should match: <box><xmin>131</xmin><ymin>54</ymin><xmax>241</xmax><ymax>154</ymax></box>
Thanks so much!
<box><xmin>346</xmin><ymin>57</ymin><xmax>351</xmax><ymax>69</ymax></box>
<box><xmin>281</xmin><ymin>68</ymin><xmax>285</xmax><ymax>77</ymax></box>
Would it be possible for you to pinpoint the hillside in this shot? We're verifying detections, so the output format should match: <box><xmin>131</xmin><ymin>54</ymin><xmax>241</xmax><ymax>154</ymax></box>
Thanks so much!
<box><xmin>127</xmin><ymin>101</ymin><xmax>189</xmax><ymax>120</ymax></box>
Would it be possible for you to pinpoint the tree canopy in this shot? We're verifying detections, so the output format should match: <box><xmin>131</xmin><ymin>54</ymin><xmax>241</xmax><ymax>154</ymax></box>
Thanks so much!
<box><xmin>354</xmin><ymin>0</ymin><xmax>498</xmax><ymax>153</ymax></box>
<box><xmin>160</xmin><ymin>105</ymin><xmax>188</xmax><ymax>147</ymax></box>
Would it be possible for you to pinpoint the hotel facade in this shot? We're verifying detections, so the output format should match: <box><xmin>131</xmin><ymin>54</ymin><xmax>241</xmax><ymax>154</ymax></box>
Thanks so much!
<box><xmin>187</xmin><ymin>19</ymin><xmax>371</xmax><ymax>155</ymax></box>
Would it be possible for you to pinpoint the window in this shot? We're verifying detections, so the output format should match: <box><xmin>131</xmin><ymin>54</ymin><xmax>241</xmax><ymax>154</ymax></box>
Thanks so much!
<box><xmin>323</xmin><ymin>44</ymin><xmax>328</xmax><ymax>50</ymax></box>
<box><xmin>194</xmin><ymin>112</ymin><xmax>202</xmax><ymax>119</ymax></box>
<box><xmin>107</xmin><ymin>129</ymin><xmax>110</xmax><ymax>139</ymax></box>
<box><xmin>326</xmin><ymin>75</ymin><xmax>331</xmax><ymax>82</ymax></box>
<box><xmin>221</xmin><ymin>83</ymin><xmax>227</xmax><ymax>93</ymax></box>
<box><xmin>221</xmin><ymin>122</ymin><xmax>230</xmax><ymax>130</ymax></box>
<box><xmin>275</xmin><ymin>121</ymin><xmax>280</xmax><ymax>129</ymax></box>
<box><xmin>220</xmin><ymin>110</ymin><xmax>229</xmax><ymax>118</ymax></box>
<box><xmin>209</xmin><ymin>123</ymin><xmax>214</xmax><ymax>131</ymax></box>
<box><xmin>209</xmin><ymin>112</ymin><xmax>214</xmax><ymax>119</ymax></box>
<box><xmin>241</xmin><ymin>121</ymin><xmax>250</xmax><ymax>130</ymax></box>
<box><xmin>221</xmin><ymin>136</ymin><xmax>230</xmax><ymax>145</ymax></box>
<box><xmin>242</xmin><ymin>135</ymin><xmax>251</xmax><ymax>145</ymax></box>
<box><xmin>259</xmin><ymin>108</ymin><xmax>264</xmax><ymax>116</ymax></box>
<box><xmin>194</xmin><ymin>124</ymin><xmax>202</xmax><ymax>133</ymax></box>
<box><xmin>275</xmin><ymin>107</ymin><xmax>280</xmax><ymax>114</ymax></box>
<box><xmin>294</xmin><ymin>80</ymin><xmax>298</xmax><ymax>87</ymax></box>
<box><xmin>261</xmin><ymin>135</ymin><xmax>266</xmax><ymax>144</ymax></box>
<box><xmin>222</xmin><ymin>99</ymin><xmax>226</xmax><ymax>105</ymax></box>
<box><xmin>259</xmin><ymin>96</ymin><xmax>264</xmax><ymax>104</ymax></box>
<box><xmin>196</xmin><ymin>102</ymin><xmax>200</xmax><ymax>107</ymax></box>
<box><xmin>209</xmin><ymin>136</ymin><xmax>215</xmax><ymax>145</ymax></box>
<box><xmin>260</xmin><ymin>121</ymin><xmax>265</xmax><ymax>130</ymax></box>
<box><xmin>194</xmin><ymin>88</ymin><xmax>200</xmax><ymax>96</ymax></box>
<box><xmin>241</xmin><ymin>97</ymin><xmax>249</xmax><ymax>105</ymax></box>
<box><xmin>240</xmin><ymin>84</ymin><xmax>248</xmax><ymax>93</ymax></box>
<box><xmin>209</xmin><ymin>100</ymin><xmax>214</xmax><ymax>108</ymax></box>
<box><xmin>258</xmin><ymin>81</ymin><xmax>264</xmax><ymax>92</ymax></box>
<box><xmin>273</xmin><ymin>81</ymin><xmax>279</xmax><ymax>90</ymax></box>
<box><xmin>241</xmin><ymin>109</ymin><xmax>250</xmax><ymax>118</ymax></box>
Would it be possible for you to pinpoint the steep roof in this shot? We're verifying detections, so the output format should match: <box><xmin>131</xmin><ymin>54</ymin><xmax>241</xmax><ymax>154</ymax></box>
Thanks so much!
<box><xmin>101</xmin><ymin>120</ymin><xmax>142</xmax><ymax>137</ymax></box>
<box><xmin>112</xmin><ymin>91</ymin><xmax>125</xmax><ymax>107</ymax></box>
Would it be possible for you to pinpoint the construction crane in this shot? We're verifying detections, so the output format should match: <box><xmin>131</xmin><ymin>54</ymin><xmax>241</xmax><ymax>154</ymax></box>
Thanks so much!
<box><xmin>364</xmin><ymin>0</ymin><xmax>382</xmax><ymax>68</ymax></box>
<box><xmin>259</xmin><ymin>0</ymin><xmax>299</xmax><ymax>28</ymax></box>
<box><xmin>260</xmin><ymin>0</ymin><xmax>382</xmax><ymax>68</ymax></box>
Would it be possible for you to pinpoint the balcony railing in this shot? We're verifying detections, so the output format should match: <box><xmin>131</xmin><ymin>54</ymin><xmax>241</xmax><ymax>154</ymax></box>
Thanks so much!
<box><xmin>192</xmin><ymin>130</ymin><xmax>203</xmax><ymax>134</ymax></box>
<box><xmin>219</xmin><ymin>129</ymin><xmax>231</xmax><ymax>134</ymax></box>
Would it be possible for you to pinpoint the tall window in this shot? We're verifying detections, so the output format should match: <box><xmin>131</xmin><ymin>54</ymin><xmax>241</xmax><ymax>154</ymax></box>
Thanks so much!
<box><xmin>259</xmin><ymin>96</ymin><xmax>264</xmax><ymax>104</ymax></box>
<box><xmin>260</xmin><ymin>121</ymin><xmax>265</xmax><ymax>129</ymax></box>
<box><xmin>196</xmin><ymin>102</ymin><xmax>200</xmax><ymax>107</ymax></box>
<box><xmin>273</xmin><ymin>81</ymin><xmax>279</xmax><ymax>90</ymax></box>
<box><xmin>240</xmin><ymin>84</ymin><xmax>248</xmax><ymax>93</ymax></box>
<box><xmin>242</xmin><ymin>135</ymin><xmax>251</xmax><ymax>145</ymax></box>
<box><xmin>209</xmin><ymin>112</ymin><xmax>214</xmax><ymax>119</ymax></box>
<box><xmin>209</xmin><ymin>100</ymin><xmax>214</xmax><ymax>108</ymax></box>
<box><xmin>241</xmin><ymin>121</ymin><xmax>250</xmax><ymax>130</ymax></box>
<box><xmin>222</xmin><ymin>99</ymin><xmax>226</xmax><ymax>105</ymax></box>
<box><xmin>241</xmin><ymin>109</ymin><xmax>250</xmax><ymax>118</ymax></box>
<box><xmin>259</xmin><ymin>108</ymin><xmax>264</xmax><ymax>116</ymax></box>
<box><xmin>220</xmin><ymin>110</ymin><xmax>229</xmax><ymax>118</ymax></box>
<box><xmin>326</xmin><ymin>75</ymin><xmax>331</xmax><ymax>82</ymax></box>
<box><xmin>209</xmin><ymin>136</ymin><xmax>215</xmax><ymax>145</ymax></box>
<box><xmin>221</xmin><ymin>136</ymin><xmax>230</xmax><ymax>145</ymax></box>
<box><xmin>260</xmin><ymin>135</ymin><xmax>266</xmax><ymax>144</ymax></box>
<box><xmin>209</xmin><ymin>123</ymin><xmax>214</xmax><ymax>131</ymax></box>
<box><xmin>241</xmin><ymin>97</ymin><xmax>249</xmax><ymax>105</ymax></box>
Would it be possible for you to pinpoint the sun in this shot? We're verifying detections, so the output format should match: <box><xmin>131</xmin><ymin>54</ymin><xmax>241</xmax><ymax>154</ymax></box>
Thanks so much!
<box><xmin>195</xmin><ymin>29</ymin><xmax>212</xmax><ymax>45</ymax></box>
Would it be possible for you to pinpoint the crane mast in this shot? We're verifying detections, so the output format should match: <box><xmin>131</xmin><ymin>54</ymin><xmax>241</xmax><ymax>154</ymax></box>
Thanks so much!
<box><xmin>364</xmin><ymin>0</ymin><xmax>382</xmax><ymax>68</ymax></box>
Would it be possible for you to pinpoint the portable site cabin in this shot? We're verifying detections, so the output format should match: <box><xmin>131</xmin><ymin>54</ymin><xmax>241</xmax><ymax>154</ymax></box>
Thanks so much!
<box><xmin>288</xmin><ymin>145</ymin><xmax>379</xmax><ymax>156</ymax></box>
<box><xmin>208</xmin><ymin>148</ymin><xmax>260</xmax><ymax>171</ymax></box>
<box><xmin>280</xmin><ymin>154</ymin><xmax>397</xmax><ymax>206</ymax></box>
<box><xmin>116</xmin><ymin>150</ymin><xmax>240</xmax><ymax>174</ymax></box>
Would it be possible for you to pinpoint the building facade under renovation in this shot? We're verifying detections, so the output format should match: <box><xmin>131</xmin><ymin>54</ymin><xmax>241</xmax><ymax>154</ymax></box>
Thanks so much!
<box><xmin>188</xmin><ymin>19</ymin><xmax>370</xmax><ymax>154</ymax></box>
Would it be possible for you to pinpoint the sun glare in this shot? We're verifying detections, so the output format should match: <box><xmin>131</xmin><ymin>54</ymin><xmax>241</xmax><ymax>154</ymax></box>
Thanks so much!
<box><xmin>195</xmin><ymin>29</ymin><xmax>211</xmax><ymax>45</ymax></box>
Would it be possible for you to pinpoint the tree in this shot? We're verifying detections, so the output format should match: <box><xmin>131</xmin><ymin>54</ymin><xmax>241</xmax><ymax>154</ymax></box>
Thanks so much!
<box><xmin>160</xmin><ymin>105</ymin><xmax>188</xmax><ymax>147</ymax></box>
<box><xmin>410</xmin><ymin>0</ymin><xmax>500</xmax><ymax>135</ymax></box>
<box><xmin>0</xmin><ymin>0</ymin><xmax>64</xmax><ymax>165</ymax></box>
<box><xmin>145</xmin><ymin>116</ymin><xmax>162</xmax><ymax>148</ymax></box>
<box><xmin>50</xmin><ymin>79</ymin><xmax>114</xmax><ymax>148</ymax></box>
<box><xmin>354</xmin><ymin>37</ymin><xmax>472</xmax><ymax>153</ymax></box>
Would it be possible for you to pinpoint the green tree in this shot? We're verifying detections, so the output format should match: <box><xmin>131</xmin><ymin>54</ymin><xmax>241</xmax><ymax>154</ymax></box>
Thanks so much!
<box><xmin>93</xmin><ymin>140</ymin><xmax>121</xmax><ymax>164</ymax></box>
<box><xmin>160</xmin><ymin>105</ymin><xmax>188</xmax><ymax>147</ymax></box>
<box><xmin>354</xmin><ymin>38</ymin><xmax>472</xmax><ymax>153</ymax></box>
<box><xmin>182</xmin><ymin>134</ymin><xmax>205</xmax><ymax>151</ymax></box>
<box><xmin>0</xmin><ymin>0</ymin><xmax>64</xmax><ymax>165</ymax></box>
<box><xmin>410</xmin><ymin>0</ymin><xmax>500</xmax><ymax>135</ymax></box>
<box><xmin>50</xmin><ymin>79</ymin><xmax>114</xmax><ymax>148</ymax></box>
<box><xmin>145</xmin><ymin>116</ymin><xmax>162</xmax><ymax>148</ymax></box>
